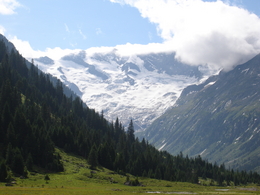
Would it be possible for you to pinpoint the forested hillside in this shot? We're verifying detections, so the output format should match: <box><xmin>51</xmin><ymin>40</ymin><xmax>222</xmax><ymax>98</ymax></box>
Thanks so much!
<box><xmin>0</xmin><ymin>35</ymin><xmax>259</xmax><ymax>185</ymax></box>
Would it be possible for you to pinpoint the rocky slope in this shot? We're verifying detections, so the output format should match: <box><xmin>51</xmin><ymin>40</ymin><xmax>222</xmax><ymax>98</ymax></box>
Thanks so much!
<box><xmin>142</xmin><ymin>54</ymin><xmax>260</xmax><ymax>172</ymax></box>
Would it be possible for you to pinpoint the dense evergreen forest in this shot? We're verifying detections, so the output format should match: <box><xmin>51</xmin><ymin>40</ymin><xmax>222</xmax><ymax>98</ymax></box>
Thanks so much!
<box><xmin>0</xmin><ymin>37</ymin><xmax>259</xmax><ymax>185</ymax></box>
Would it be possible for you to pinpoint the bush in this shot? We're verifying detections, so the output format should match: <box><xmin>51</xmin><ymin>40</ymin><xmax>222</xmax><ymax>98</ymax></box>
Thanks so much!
<box><xmin>44</xmin><ymin>174</ymin><xmax>50</xmax><ymax>183</ymax></box>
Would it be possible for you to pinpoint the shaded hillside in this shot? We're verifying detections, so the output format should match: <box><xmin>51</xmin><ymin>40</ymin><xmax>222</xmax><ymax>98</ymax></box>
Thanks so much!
<box><xmin>143</xmin><ymin>54</ymin><xmax>260</xmax><ymax>173</ymax></box>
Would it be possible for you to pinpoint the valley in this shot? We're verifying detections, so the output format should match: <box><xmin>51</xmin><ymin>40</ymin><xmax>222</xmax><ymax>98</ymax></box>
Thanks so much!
<box><xmin>32</xmin><ymin>41</ymin><xmax>260</xmax><ymax>173</ymax></box>
<box><xmin>3</xmin><ymin>33</ymin><xmax>259</xmax><ymax>189</ymax></box>
<box><xmin>1</xmin><ymin>0</ymin><xmax>260</xmax><ymax>193</ymax></box>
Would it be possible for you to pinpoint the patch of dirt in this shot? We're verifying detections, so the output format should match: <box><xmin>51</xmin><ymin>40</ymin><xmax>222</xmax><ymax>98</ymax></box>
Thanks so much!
<box><xmin>238</xmin><ymin>188</ymin><xmax>259</xmax><ymax>191</ymax></box>
<box><xmin>215</xmin><ymin>189</ymin><xmax>229</xmax><ymax>191</ymax></box>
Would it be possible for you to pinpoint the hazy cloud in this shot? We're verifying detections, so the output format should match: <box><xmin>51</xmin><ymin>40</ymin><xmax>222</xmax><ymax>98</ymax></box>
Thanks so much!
<box><xmin>0</xmin><ymin>25</ymin><xmax>5</xmax><ymax>35</ymax></box>
<box><xmin>148</xmin><ymin>31</ymin><xmax>153</xmax><ymax>41</ymax></box>
<box><xmin>110</xmin><ymin>0</ymin><xmax>260</xmax><ymax>71</ymax></box>
<box><xmin>79</xmin><ymin>29</ymin><xmax>87</xmax><ymax>40</ymax></box>
<box><xmin>0</xmin><ymin>0</ymin><xmax>21</xmax><ymax>15</ymax></box>
<box><xmin>64</xmin><ymin>23</ymin><xmax>70</xmax><ymax>33</ymax></box>
<box><xmin>96</xmin><ymin>28</ymin><xmax>103</xmax><ymax>35</ymax></box>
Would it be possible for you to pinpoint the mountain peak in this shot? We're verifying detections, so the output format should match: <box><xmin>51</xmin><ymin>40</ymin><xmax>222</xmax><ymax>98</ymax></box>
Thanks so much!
<box><xmin>35</xmin><ymin>56</ymin><xmax>54</xmax><ymax>65</ymax></box>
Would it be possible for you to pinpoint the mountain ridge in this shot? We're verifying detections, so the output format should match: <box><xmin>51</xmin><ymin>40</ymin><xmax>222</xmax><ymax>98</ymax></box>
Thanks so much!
<box><xmin>141</xmin><ymin>54</ymin><xmax>260</xmax><ymax>173</ymax></box>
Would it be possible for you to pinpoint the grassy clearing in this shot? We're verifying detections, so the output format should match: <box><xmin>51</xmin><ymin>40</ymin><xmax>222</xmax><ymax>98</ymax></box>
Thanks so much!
<box><xmin>0</xmin><ymin>148</ymin><xmax>259</xmax><ymax>195</ymax></box>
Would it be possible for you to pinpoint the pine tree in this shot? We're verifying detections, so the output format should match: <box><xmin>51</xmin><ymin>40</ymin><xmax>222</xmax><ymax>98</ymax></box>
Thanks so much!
<box><xmin>11</xmin><ymin>148</ymin><xmax>25</xmax><ymax>176</ymax></box>
<box><xmin>44</xmin><ymin>174</ymin><xmax>50</xmax><ymax>183</ymax></box>
<box><xmin>0</xmin><ymin>160</ymin><xmax>8</xmax><ymax>182</ymax></box>
<box><xmin>155</xmin><ymin>166</ymin><xmax>162</xmax><ymax>180</ymax></box>
<box><xmin>127</xmin><ymin>119</ymin><xmax>135</xmax><ymax>144</ymax></box>
<box><xmin>88</xmin><ymin>144</ymin><xmax>98</xmax><ymax>169</ymax></box>
<box><xmin>1</xmin><ymin>103</ymin><xmax>13</xmax><ymax>142</ymax></box>
<box><xmin>5</xmin><ymin>143</ymin><xmax>13</xmax><ymax>165</ymax></box>
<box><xmin>191</xmin><ymin>169</ymin><xmax>199</xmax><ymax>184</ymax></box>
<box><xmin>25</xmin><ymin>153</ymin><xmax>34</xmax><ymax>171</ymax></box>
<box><xmin>6</xmin><ymin>123</ymin><xmax>16</xmax><ymax>145</ymax></box>
<box><xmin>142</xmin><ymin>170</ymin><xmax>147</xmax><ymax>177</ymax></box>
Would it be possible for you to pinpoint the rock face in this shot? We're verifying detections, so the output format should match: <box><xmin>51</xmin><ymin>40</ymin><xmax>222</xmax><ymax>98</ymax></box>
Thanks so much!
<box><xmin>35</xmin><ymin>50</ymin><xmax>208</xmax><ymax>131</ymax></box>
<box><xmin>141</xmin><ymin>54</ymin><xmax>260</xmax><ymax>173</ymax></box>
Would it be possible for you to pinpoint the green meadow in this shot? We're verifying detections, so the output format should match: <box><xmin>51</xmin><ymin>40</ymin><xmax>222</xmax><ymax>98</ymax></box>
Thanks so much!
<box><xmin>0</xmin><ymin>149</ymin><xmax>259</xmax><ymax>195</ymax></box>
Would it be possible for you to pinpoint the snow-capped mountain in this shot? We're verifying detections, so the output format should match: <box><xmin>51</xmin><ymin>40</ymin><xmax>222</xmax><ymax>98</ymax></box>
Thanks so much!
<box><xmin>35</xmin><ymin>49</ymin><xmax>209</xmax><ymax>130</ymax></box>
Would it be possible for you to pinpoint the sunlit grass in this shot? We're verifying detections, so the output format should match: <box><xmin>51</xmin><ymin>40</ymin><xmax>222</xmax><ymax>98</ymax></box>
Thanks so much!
<box><xmin>0</xmin><ymin>148</ymin><xmax>259</xmax><ymax>195</ymax></box>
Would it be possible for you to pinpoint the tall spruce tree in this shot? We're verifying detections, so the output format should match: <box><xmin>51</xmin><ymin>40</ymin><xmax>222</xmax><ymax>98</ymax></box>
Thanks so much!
<box><xmin>88</xmin><ymin>144</ymin><xmax>98</xmax><ymax>169</ymax></box>
<box><xmin>11</xmin><ymin>148</ymin><xmax>25</xmax><ymax>176</ymax></box>
<box><xmin>127</xmin><ymin>119</ymin><xmax>135</xmax><ymax>144</ymax></box>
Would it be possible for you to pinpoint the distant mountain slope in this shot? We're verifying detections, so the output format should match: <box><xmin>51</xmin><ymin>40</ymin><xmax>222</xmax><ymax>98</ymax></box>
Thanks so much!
<box><xmin>34</xmin><ymin>50</ymin><xmax>209</xmax><ymax>131</ymax></box>
<box><xmin>142</xmin><ymin>54</ymin><xmax>260</xmax><ymax>173</ymax></box>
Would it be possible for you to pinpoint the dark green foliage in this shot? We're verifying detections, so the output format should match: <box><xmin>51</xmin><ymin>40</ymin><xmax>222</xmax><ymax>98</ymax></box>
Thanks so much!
<box><xmin>127</xmin><ymin>119</ymin><xmax>135</xmax><ymax>144</ymax></box>
<box><xmin>44</xmin><ymin>174</ymin><xmax>50</xmax><ymax>181</ymax></box>
<box><xmin>0</xmin><ymin>160</ymin><xmax>8</xmax><ymax>182</ymax></box>
<box><xmin>88</xmin><ymin>144</ymin><xmax>98</xmax><ymax>169</ymax></box>
<box><xmin>130</xmin><ymin>177</ymin><xmax>140</xmax><ymax>186</ymax></box>
<box><xmin>11</xmin><ymin>148</ymin><xmax>25</xmax><ymax>176</ymax></box>
<box><xmin>0</xmin><ymin>38</ymin><xmax>64</xmax><ymax>173</ymax></box>
<box><xmin>5</xmin><ymin>143</ymin><xmax>13</xmax><ymax>165</ymax></box>
<box><xmin>98</xmin><ymin>142</ymin><xmax>114</xmax><ymax>170</ymax></box>
<box><xmin>25</xmin><ymin>153</ymin><xmax>33</xmax><ymax>171</ymax></box>
<box><xmin>125</xmin><ymin>176</ymin><xmax>140</xmax><ymax>186</ymax></box>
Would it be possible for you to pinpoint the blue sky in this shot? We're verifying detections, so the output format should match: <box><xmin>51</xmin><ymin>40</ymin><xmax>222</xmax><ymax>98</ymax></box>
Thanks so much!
<box><xmin>0</xmin><ymin>0</ymin><xmax>260</xmax><ymax>71</ymax></box>
<box><xmin>0</xmin><ymin>0</ymin><xmax>259</xmax><ymax>50</ymax></box>
<box><xmin>0</xmin><ymin>0</ymin><xmax>162</xmax><ymax>50</ymax></box>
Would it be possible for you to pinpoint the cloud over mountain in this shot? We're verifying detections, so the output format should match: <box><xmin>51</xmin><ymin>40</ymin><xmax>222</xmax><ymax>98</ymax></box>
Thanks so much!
<box><xmin>110</xmin><ymin>0</ymin><xmax>260</xmax><ymax>71</ymax></box>
<box><xmin>7</xmin><ymin>0</ymin><xmax>260</xmax><ymax>74</ymax></box>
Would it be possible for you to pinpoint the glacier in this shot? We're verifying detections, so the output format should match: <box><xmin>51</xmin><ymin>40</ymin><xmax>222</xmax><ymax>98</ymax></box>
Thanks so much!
<box><xmin>34</xmin><ymin>48</ymin><xmax>212</xmax><ymax>131</ymax></box>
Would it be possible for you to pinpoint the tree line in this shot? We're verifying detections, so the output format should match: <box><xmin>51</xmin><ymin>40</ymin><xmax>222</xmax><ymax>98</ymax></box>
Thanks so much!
<box><xmin>0</xmin><ymin>37</ymin><xmax>259</xmax><ymax>185</ymax></box>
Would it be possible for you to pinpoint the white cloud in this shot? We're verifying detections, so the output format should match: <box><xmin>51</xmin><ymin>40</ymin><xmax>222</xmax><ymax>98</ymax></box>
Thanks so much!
<box><xmin>9</xmin><ymin>34</ymin><xmax>173</xmax><ymax>62</ymax></box>
<box><xmin>0</xmin><ymin>0</ymin><xmax>21</xmax><ymax>15</ymax></box>
<box><xmin>110</xmin><ymin>0</ymin><xmax>260</xmax><ymax>71</ymax></box>
<box><xmin>10</xmin><ymin>36</ymin><xmax>80</xmax><ymax>60</ymax></box>
<box><xmin>10</xmin><ymin>36</ymin><xmax>37</xmax><ymax>57</ymax></box>
<box><xmin>0</xmin><ymin>25</ymin><xmax>5</xmax><ymax>35</ymax></box>
<box><xmin>85</xmin><ymin>42</ymin><xmax>175</xmax><ymax>57</ymax></box>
